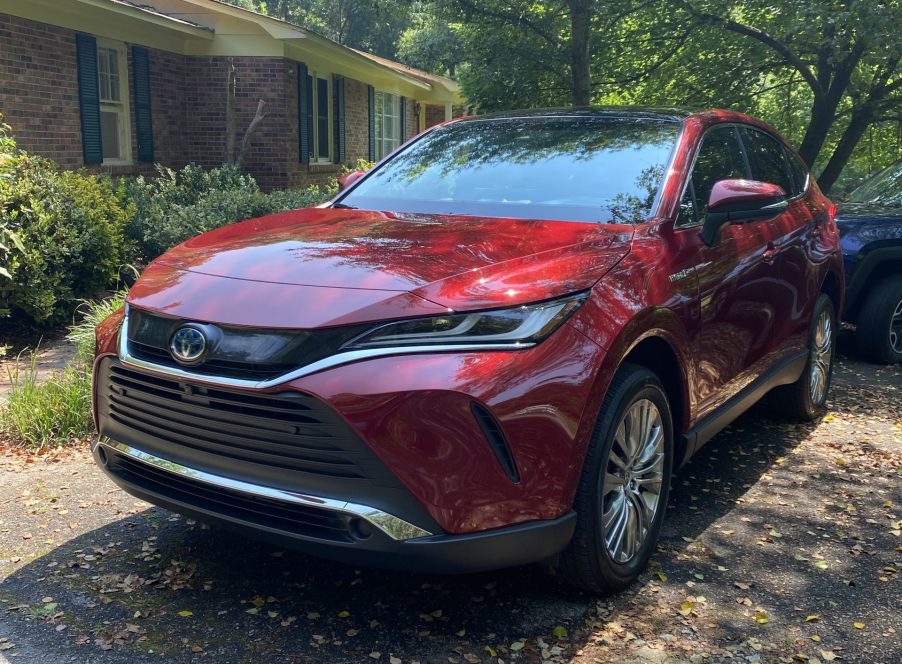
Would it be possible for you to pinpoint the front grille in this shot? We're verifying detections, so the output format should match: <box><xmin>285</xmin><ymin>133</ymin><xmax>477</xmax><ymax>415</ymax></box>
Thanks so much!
<box><xmin>108</xmin><ymin>450</ymin><xmax>354</xmax><ymax>541</ymax></box>
<box><xmin>128</xmin><ymin>340</ymin><xmax>296</xmax><ymax>382</ymax></box>
<box><xmin>126</xmin><ymin>308</ymin><xmax>368</xmax><ymax>381</ymax></box>
<box><xmin>98</xmin><ymin>359</ymin><xmax>402</xmax><ymax>489</ymax></box>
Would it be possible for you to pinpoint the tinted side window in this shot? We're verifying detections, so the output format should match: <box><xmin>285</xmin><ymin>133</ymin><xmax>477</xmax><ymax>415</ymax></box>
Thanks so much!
<box><xmin>785</xmin><ymin>149</ymin><xmax>809</xmax><ymax>196</ymax></box>
<box><xmin>740</xmin><ymin>127</ymin><xmax>793</xmax><ymax>194</ymax></box>
<box><xmin>677</xmin><ymin>126</ymin><xmax>748</xmax><ymax>227</ymax></box>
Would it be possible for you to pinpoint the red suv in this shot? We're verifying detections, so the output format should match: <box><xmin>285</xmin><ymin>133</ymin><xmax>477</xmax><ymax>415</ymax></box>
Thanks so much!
<box><xmin>92</xmin><ymin>109</ymin><xmax>842</xmax><ymax>593</ymax></box>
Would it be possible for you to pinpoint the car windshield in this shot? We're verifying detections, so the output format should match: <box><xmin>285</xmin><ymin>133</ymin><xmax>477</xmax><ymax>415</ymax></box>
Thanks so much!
<box><xmin>849</xmin><ymin>161</ymin><xmax>902</xmax><ymax>206</ymax></box>
<box><xmin>339</xmin><ymin>116</ymin><xmax>680</xmax><ymax>224</ymax></box>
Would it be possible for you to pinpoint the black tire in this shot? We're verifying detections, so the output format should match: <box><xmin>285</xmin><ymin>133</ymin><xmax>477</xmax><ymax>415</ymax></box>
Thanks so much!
<box><xmin>555</xmin><ymin>363</ymin><xmax>673</xmax><ymax>594</ymax></box>
<box><xmin>855</xmin><ymin>275</ymin><xmax>902</xmax><ymax>364</ymax></box>
<box><xmin>772</xmin><ymin>293</ymin><xmax>836</xmax><ymax>421</ymax></box>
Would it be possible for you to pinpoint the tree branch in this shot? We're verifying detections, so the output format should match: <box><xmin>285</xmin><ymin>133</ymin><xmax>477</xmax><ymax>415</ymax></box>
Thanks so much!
<box><xmin>452</xmin><ymin>0</ymin><xmax>560</xmax><ymax>48</ymax></box>
<box><xmin>676</xmin><ymin>0</ymin><xmax>823</xmax><ymax>99</ymax></box>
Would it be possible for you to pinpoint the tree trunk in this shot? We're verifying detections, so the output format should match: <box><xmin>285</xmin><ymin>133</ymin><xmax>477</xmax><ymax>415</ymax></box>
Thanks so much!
<box><xmin>817</xmin><ymin>107</ymin><xmax>876</xmax><ymax>193</ymax></box>
<box><xmin>796</xmin><ymin>97</ymin><xmax>834</xmax><ymax>168</ymax></box>
<box><xmin>568</xmin><ymin>0</ymin><xmax>591</xmax><ymax>106</ymax></box>
<box><xmin>225</xmin><ymin>59</ymin><xmax>237</xmax><ymax>164</ymax></box>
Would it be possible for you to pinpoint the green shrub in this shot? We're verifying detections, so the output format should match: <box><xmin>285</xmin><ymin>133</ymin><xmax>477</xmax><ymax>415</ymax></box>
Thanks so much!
<box><xmin>123</xmin><ymin>164</ymin><xmax>335</xmax><ymax>260</ymax></box>
<box><xmin>0</xmin><ymin>123</ymin><xmax>131</xmax><ymax>325</ymax></box>
<box><xmin>1</xmin><ymin>291</ymin><xmax>126</xmax><ymax>449</ymax></box>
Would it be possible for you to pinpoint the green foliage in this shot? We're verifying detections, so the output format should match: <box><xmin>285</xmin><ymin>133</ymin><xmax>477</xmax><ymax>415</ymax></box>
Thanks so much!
<box><xmin>0</xmin><ymin>125</ymin><xmax>131</xmax><ymax>325</ymax></box>
<box><xmin>1</xmin><ymin>291</ymin><xmax>126</xmax><ymax>449</ymax></box>
<box><xmin>123</xmin><ymin>164</ymin><xmax>334</xmax><ymax>260</ymax></box>
<box><xmin>1</xmin><ymin>357</ymin><xmax>92</xmax><ymax>450</ymax></box>
<box><xmin>433</xmin><ymin>0</ymin><xmax>902</xmax><ymax>190</ymax></box>
<box><xmin>397</xmin><ymin>4</ymin><xmax>465</xmax><ymax>78</ymax></box>
<box><xmin>240</xmin><ymin>0</ymin><xmax>413</xmax><ymax>59</ymax></box>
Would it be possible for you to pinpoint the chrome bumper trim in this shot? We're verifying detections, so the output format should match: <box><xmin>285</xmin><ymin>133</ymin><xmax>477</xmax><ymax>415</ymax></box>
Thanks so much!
<box><xmin>117</xmin><ymin>304</ymin><xmax>532</xmax><ymax>389</ymax></box>
<box><xmin>92</xmin><ymin>437</ymin><xmax>434</xmax><ymax>541</ymax></box>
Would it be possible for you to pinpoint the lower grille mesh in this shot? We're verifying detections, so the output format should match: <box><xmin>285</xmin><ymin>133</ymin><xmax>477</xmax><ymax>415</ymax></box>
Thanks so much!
<box><xmin>103</xmin><ymin>361</ymin><xmax>383</xmax><ymax>480</ymax></box>
<box><xmin>108</xmin><ymin>450</ymin><xmax>354</xmax><ymax>542</ymax></box>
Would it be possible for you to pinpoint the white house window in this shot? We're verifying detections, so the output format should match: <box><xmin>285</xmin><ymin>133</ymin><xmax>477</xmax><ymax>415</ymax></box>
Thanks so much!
<box><xmin>374</xmin><ymin>91</ymin><xmax>401</xmax><ymax>160</ymax></box>
<box><xmin>307</xmin><ymin>72</ymin><xmax>333</xmax><ymax>163</ymax></box>
<box><xmin>96</xmin><ymin>40</ymin><xmax>131</xmax><ymax>163</ymax></box>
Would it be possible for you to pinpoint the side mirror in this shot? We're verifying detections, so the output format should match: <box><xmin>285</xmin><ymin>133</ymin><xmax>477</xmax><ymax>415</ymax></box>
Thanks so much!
<box><xmin>700</xmin><ymin>179</ymin><xmax>788</xmax><ymax>246</ymax></box>
<box><xmin>337</xmin><ymin>169</ymin><xmax>366</xmax><ymax>191</ymax></box>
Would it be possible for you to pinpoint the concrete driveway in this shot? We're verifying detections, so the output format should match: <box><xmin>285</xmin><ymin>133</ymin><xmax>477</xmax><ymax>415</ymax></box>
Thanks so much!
<box><xmin>1</xmin><ymin>349</ymin><xmax>899</xmax><ymax>664</ymax></box>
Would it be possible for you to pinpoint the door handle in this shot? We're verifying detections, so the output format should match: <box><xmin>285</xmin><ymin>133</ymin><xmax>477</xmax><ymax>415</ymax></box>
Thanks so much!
<box><xmin>763</xmin><ymin>241</ymin><xmax>778</xmax><ymax>264</ymax></box>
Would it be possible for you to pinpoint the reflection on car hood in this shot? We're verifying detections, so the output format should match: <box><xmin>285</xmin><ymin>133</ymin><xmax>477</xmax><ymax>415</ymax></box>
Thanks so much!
<box><xmin>127</xmin><ymin>208</ymin><xmax>633</xmax><ymax>328</ymax></box>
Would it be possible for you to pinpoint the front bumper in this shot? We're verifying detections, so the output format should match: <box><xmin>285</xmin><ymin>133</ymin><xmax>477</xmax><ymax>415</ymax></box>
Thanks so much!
<box><xmin>92</xmin><ymin>436</ymin><xmax>576</xmax><ymax>573</ymax></box>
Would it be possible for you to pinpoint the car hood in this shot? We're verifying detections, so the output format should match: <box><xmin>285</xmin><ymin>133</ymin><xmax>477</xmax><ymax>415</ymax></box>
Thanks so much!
<box><xmin>836</xmin><ymin>202</ymin><xmax>902</xmax><ymax>224</ymax></box>
<box><xmin>127</xmin><ymin>208</ymin><xmax>632</xmax><ymax>328</ymax></box>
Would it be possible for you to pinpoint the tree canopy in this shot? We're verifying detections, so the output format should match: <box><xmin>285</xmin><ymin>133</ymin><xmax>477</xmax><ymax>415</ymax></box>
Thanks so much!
<box><xmin>222</xmin><ymin>0</ymin><xmax>902</xmax><ymax>193</ymax></box>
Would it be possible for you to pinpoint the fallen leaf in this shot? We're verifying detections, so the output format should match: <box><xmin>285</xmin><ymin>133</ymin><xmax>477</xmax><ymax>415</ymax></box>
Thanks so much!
<box><xmin>754</xmin><ymin>611</ymin><xmax>769</xmax><ymax>624</ymax></box>
<box><xmin>177</xmin><ymin>610</ymin><xmax>193</xmax><ymax>618</ymax></box>
<box><xmin>552</xmin><ymin>625</ymin><xmax>567</xmax><ymax>638</ymax></box>
<box><xmin>853</xmin><ymin>622</ymin><xmax>865</xmax><ymax>629</ymax></box>
<box><xmin>806</xmin><ymin>615</ymin><xmax>820</xmax><ymax>622</ymax></box>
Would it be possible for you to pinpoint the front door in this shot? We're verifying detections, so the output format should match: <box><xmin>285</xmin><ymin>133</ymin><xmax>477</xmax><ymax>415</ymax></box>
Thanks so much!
<box><xmin>673</xmin><ymin>124</ymin><xmax>788</xmax><ymax>418</ymax></box>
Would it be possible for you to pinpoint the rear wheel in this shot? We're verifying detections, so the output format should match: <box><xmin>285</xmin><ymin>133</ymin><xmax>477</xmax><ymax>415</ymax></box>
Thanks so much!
<box><xmin>855</xmin><ymin>275</ymin><xmax>902</xmax><ymax>364</ymax></box>
<box><xmin>556</xmin><ymin>364</ymin><xmax>673</xmax><ymax>594</ymax></box>
<box><xmin>773</xmin><ymin>293</ymin><xmax>836</xmax><ymax>420</ymax></box>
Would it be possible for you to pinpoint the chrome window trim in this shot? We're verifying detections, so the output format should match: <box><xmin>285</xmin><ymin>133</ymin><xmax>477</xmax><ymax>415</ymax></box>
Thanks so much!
<box><xmin>673</xmin><ymin>122</ymin><xmax>810</xmax><ymax>231</ymax></box>
<box><xmin>118</xmin><ymin>305</ymin><xmax>534</xmax><ymax>389</ymax></box>
<box><xmin>93</xmin><ymin>437</ymin><xmax>434</xmax><ymax>541</ymax></box>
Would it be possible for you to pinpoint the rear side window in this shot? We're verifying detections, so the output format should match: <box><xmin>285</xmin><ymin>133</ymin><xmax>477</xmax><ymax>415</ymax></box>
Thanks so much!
<box><xmin>785</xmin><ymin>150</ymin><xmax>810</xmax><ymax>196</ymax></box>
<box><xmin>740</xmin><ymin>127</ymin><xmax>794</xmax><ymax>195</ymax></box>
<box><xmin>677</xmin><ymin>125</ymin><xmax>748</xmax><ymax>227</ymax></box>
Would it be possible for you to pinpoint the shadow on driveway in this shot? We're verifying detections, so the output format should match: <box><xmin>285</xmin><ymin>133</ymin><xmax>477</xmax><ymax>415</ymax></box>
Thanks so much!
<box><xmin>1</xmin><ymin>352</ymin><xmax>899</xmax><ymax>663</ymax></box>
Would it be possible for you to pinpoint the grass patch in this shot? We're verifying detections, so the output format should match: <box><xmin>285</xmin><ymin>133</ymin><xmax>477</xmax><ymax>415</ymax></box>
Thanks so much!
<box><xmin>1</xmin><ymin>291</ymin><xmax>126</xmax><ymax>449</ymax></box>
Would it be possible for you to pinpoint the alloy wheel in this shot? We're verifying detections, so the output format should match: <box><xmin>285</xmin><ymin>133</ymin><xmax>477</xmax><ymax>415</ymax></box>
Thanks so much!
<box><xmin>890</xmin><ymin>297</ymin><xmax>902</xmax><ymax>354</ymax></box>
<box><xmin>602</xmin><ymin>398</ymin><xmax>665</xmax><ymax>564</ymax></box>
<box><xmin>809</xmin><ymin>309</ymin><xmax>833</xmax><ymax>406</ymax></box>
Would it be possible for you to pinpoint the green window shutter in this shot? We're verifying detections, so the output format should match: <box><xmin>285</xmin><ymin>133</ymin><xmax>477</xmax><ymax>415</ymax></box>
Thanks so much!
<box><xmin>132</xmin><ymin>45</ymin><xmax>154</xmax><ymax>163</ymax></box>
<box><xmin>367</xmin><ymin>85</ymin><xmax>375</xmax><ymax>162</ymax></box>
<box><xmin>297</xmin><ymin>61</ymin><xmax>310</xmax><ymax>164</ymax></box>
<box><xmin>334</xmin><ymin>75</ymin><xmax>346</xmax><ymax>164</ymax></box>
<box><xmin>399</xmin><ymin>96</ymin><xmax>407</xmax><ymax>141</ymax></box>
<box><xmin>75</xmin><ymin>33</ymin><xmax>102</xmax><ymax>165</ymax></box>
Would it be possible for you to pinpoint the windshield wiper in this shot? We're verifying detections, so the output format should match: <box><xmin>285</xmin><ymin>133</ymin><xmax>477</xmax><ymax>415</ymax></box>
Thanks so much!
<box><xmin>332</xmin><ymin>202</ymin><xmax>358</xmax><ymax>209</ymax></box>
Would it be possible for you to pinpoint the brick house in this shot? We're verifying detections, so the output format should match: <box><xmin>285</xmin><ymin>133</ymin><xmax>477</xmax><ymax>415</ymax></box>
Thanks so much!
<box><xmin>0</xmin><ymin>0</ymin><xmax>462</xmax><ymax>190</ymax></box>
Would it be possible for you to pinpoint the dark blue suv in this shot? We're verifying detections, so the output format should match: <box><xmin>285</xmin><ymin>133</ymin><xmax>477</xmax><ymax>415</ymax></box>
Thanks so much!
<box><xmin>836</xmin><ymin>161</ymin><xmax>902</xmax><ymax>364</ymax></box>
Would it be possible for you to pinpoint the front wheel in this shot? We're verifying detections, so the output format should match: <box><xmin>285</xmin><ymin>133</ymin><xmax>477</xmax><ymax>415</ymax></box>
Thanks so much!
<box><xmin>555</xmin><ymin>364</ymin><xmax>673</xmax><ymax>594</ymax></box>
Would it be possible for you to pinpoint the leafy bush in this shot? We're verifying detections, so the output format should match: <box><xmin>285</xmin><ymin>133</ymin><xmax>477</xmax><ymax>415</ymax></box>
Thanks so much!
<box><xmin>1</xmin><ymin>291</ymin><xmax>126</xmax><ymax>449</ymax></box>
<box><xmin>123</xmin><ymin>164</ymin><xmax>335</xmax><ymax>260</ymax></box>
<box><xmin>0</xmin><ymin>122</ymin><xmax>131</xmax><ymax>324</ymax></box>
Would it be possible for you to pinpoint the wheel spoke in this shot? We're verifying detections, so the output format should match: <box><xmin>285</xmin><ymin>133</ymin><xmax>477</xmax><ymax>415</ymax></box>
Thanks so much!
<box><xmin>600</xmin><ymin>397</ymin><xmax>668</xmax><ymax>564</ymax></box>
<box><xmin>603</xmin><ymin>471</ymin><xmax>622</xmax><ymax>496</ymax></box>
<box><xmin>605</xmin><ymin>499</ymin><xmax>629</xmax><ymax>560</ymax></box>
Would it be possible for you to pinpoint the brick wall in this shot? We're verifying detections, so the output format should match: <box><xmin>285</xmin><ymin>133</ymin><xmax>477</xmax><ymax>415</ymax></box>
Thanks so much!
<box><xmin>0</xmin><ymin>12</ymin><xmax>456</xmax><ymax>193</ymax></box>
<box><xmin>136</xmin><ymin>47</ymin><xmax>188</xmax><ymax>170</ymax></box>
<box><xmin>344</xmin><ymin>77</ymin><xmax>370</xmax><ymax>165</ymax></box>
<box><xmin>185</xmin><ymin>56</ymin><xmax>294</xmax><ymax>190</ymax></box>
<box><xmin>404</xmin><ymin>98</ymin><xmax>417</xmax><ymax>141</ymax></box>
<box><xmin>424</xmin><ymin>103</ymin><xmax>446</xmax><ymax>129</ymax></box>
<box><xmin>0</xmin><ymin>13</ymin><xmax>84</xmax><ymax>168</ymax></box>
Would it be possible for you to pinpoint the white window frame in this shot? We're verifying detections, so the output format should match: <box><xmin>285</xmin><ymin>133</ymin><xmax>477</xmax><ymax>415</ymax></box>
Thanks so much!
<box><xmin>96</xmin><ymin>38</ymin><xmax>132</xmax><ymax>165</ymax></box>
<box><xmin>375</xmin><ymin>91</ymin><xmax>401</xmax><ymax>160</ymax></box>
<box><xmin>309</xmin><ymin>72</ymin><xmax>333</xmax><ymax>164</ymax></box>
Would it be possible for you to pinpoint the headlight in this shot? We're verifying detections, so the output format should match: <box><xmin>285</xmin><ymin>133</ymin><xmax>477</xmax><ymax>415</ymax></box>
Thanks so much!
<box><xmin>344</xmin><ymin>292</ymin><xmax>587</xmax><ymax>349</ymax></box>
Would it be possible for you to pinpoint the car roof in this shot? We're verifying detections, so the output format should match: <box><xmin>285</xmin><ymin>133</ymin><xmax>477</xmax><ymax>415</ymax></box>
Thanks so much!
<box><xmin>454</xmin><ymin>106</ymin><xmax>777</xmax><ymax>129</ymax></box>
<box><xmin>459</xmin><ymin>106</ymin><xmax>696</xmax><ymax>123</ymax></box>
